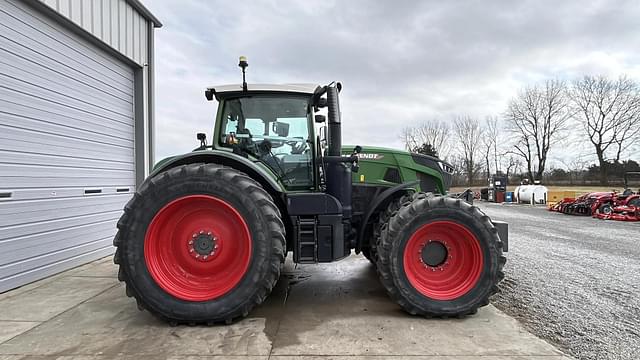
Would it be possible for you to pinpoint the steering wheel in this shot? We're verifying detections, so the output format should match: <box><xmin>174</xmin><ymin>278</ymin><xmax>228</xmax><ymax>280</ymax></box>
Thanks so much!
<box><xmin>268</xmin><ymin>139</ymin><xmax>285</xmax><ymax>148</ymax></box>
<box><xmin>286</xmin><ymin>138</ymin><xmax>307</xmax><ymax>154</ymax></box>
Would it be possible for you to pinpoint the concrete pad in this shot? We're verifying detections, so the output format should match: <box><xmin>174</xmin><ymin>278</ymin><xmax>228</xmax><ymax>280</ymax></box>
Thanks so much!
<box><xmin>0</xmin><ymin>285</ymin><xmax>273</xmax><ymax>357</ymax></box>
<box><xmin>0</xmin><ymin>356</ymin><xmax>268</xmax><ymax>360</ymax></box>
<box><xmin>269</xmin><ymin>356</ymin><xmax>572</xmax><ymax>360</ymax></box>
<box><xmin>0</xmin><ymin>272</ymin><xmax>69</xmax><ymax>302</ymax></box>
<box><xmin>0</xmin><ymin>256</ymin><xmax>570</xmax><ymax>359</ymax></box>
<box><xmin>0</xmin><ymin>276</ymin><xmax>116</xmax><ymax>321</ymax></box>
<box><xmin>268</xmin><ymin>257</ymin><xmax>564</xmax><ymax>357</ymax></box>
<box><xmin>0</xmin><ymin>258</ymin><xmax>114</xmax><ymax>303</ymax></box>
<box><xmin>0</xmin><ymin>357</ymin><xmax>566</xmax><ymax>360</ymax></box>
<box><xmin>64</xmin><ymin>257</ymin><xmax>117</xmax><ymax>278</ymax></box>
<box><xmin>0</xmin><ymin>320</ymin><xmax>40</xmax><ymax>343</ymax></box>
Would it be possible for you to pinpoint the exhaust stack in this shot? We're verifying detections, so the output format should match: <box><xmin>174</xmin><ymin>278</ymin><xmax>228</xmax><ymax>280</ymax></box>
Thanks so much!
<box><xmin>326</xmin><ymin>84</ymin><xmax>341</xmax><ymax>157</ymax></box>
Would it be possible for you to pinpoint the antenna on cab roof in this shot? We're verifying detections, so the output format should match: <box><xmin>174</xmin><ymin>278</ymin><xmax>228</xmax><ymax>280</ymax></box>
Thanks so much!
<box><xmin>238</xmin><ymin>56</ymin><xmax>248</xmax><ymax>92</ymax></box>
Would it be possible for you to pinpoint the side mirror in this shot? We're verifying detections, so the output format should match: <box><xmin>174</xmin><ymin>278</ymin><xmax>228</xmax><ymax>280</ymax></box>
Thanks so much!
<box><xmin>353</xmin><ymin>145</ymin><xmax>362</xmax><ymax>154</ymax></box>
<box><xmin>272</xmin><ymin>122</ymin><xmax>290</xmax><ymax>137</ymax></box>
<box><xmin>315</xmin><ymin>114</ymin><xmax>326</xmax><ymax>123</ymax></box>
<box><xmin>197</xmin><ymin>133</ymin><xmax>207</xmax><ymax>147</ymax></box>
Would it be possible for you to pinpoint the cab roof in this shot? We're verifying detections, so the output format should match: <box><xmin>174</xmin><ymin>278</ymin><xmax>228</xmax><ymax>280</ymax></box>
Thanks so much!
<box><xmin>205</xmin><ymin>83</ymin><xmax>320</xmax><ymax>101</ymax></box>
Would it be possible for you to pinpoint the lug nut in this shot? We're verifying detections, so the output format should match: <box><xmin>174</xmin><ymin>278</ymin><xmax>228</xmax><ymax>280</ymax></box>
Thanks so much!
<box><xmin>188</xmin><ymin>240</ymin><xmax>193</xmax><ymax>245</ymax></box>
<box><xmin>192</xmin><ymin>233</ymin><xmax>197</xmax><ymax>238</ymax></box>
<box><xmin>207</xmin><ymin>231</ymin><xmax>211</xmax><ymax>235</ymax></box>
<box><xmin>189</xmin><ymin>249</ymin><xmax>194</xmax><ymax>253</ymax></box>
<box><xmin>203</xmin><ymin>255</ymin><xmax>208</xmax><ymax>260</ymax></box>
<box><xmin>210</xmin><ymin>251</ymin><xmax>215</xmax><ymax>256</ymax></box>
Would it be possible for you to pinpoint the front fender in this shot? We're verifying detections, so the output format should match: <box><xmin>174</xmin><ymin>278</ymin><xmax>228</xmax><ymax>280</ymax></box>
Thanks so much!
<box><xmin>356</xmin><ymin>181</ymin><xmax>419</xmax><ymax>253</ymax></box>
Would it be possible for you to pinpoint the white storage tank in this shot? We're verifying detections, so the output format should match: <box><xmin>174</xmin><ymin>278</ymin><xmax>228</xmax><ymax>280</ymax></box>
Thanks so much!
<box><xmin>517</xmin><ymin>185</ymin><xmax>548</xmax><ymax>204</ymax></box>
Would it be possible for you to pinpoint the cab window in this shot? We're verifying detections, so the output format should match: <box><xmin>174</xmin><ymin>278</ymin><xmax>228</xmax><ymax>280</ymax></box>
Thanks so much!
<box><xmin>218</xmin><ymin>96</ymin><xmax>314</xmax><ymax>189</ymax></box>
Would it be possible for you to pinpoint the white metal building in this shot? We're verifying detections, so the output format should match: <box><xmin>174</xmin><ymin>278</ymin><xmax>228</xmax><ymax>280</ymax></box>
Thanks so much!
<box><xmin>0</xmin><ymin>0</ymin><xmax>161</xmax><ymax>292</ymax></box>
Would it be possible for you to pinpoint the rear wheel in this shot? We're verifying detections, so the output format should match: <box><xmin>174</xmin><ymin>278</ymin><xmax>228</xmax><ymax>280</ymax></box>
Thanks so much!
<box><xmin>377</xmin><ymin>194</ymin><xmax>505</xmax><ymax>317</ymax></box>
<box><xmin>114</xmin><ymin>163</ymin><xmax>285</xmax><ymax>324</ymax></box>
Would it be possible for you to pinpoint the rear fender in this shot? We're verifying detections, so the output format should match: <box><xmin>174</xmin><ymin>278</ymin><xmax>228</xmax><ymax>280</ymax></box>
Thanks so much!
<box><xmin>148</xmin><ymin>150</ymin><xmax>285</xmax><ymax>195</ymax></box>
<box><xmin>147</xmin><ymin>150</ymin><xmax>292</xmax><ymax>247</ymax></box>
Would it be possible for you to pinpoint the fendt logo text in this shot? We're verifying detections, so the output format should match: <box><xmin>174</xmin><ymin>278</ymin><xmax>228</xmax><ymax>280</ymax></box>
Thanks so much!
<box><xmin>356</xmin><ymin>153</ymin><xmax>384</xmax><ymax>160</ymax></box>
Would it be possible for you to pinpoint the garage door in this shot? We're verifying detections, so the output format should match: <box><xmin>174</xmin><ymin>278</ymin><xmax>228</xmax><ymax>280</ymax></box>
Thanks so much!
<box><xmin>0</xmin><ymin>0</ymin><xmax>135</xmax><ymax>292</ymax></box>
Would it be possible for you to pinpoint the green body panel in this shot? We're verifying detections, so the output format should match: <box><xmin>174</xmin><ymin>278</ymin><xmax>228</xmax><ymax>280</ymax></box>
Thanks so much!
<box><xmin>152</xmin><ymin>146</ymin><xmax>447</xmax><ymax>196</ymax></box>
<box><xmin>342</xmin><ymin>145</ymin><xmax>447</xmax><ymax>195</ymax></box>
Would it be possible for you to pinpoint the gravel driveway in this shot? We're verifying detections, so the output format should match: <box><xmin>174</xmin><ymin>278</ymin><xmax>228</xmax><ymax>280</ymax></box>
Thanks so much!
<box><xmin>478</xmin><ymin>202</ymin><xmax>640</xmax><ymax>360</ymax></box>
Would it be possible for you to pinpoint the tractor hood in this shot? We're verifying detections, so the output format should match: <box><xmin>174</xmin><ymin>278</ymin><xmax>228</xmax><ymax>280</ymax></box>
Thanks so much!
<box><xmin>342</xmin><ymin>145</ymin><xmax>453</xmax><ymax>172</ymax></box>
<box><xmin>342</xmin><ymin>145</ymin><xmax>454</xmax><ymax>193</ymax></box>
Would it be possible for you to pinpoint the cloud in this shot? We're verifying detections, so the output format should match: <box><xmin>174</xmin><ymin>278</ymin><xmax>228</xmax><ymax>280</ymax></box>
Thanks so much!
<box><xmin>145</xmin><ymin>0</ymin><xmax>640</xmax><ymax>164</ymax></box>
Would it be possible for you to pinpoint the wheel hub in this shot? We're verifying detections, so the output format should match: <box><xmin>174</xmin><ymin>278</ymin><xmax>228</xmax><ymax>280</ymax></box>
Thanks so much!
<box><xmin>403</xmin><ymin>221</ymin><xmax>484</xmax><ymax>300</ymax></box>
<box><xmin>421</xmin><ymin>241</ymin><xmax>448</xmax><ymax>267</ymax></box>
<box><xmin>188</xmin><ymin>230</ymin><xmax>218</xmax><ymax>261</ymax></box>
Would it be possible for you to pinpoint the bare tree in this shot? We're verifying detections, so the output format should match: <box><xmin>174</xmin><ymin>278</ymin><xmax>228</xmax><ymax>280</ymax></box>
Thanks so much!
<box><xmin>504</xmin><ymin>79</ymin><xmax>571</xmax><ymax>181</ymax></box>
<box><xmin>488</xmin><ymin>116</ymin><xmax>500</xmax><ymax>174</ymax></box>
<box><xmin>558</xmin><ymin>155</ymin><xmax>591</xmax><ymax>185</ymax></box>
<box><xmin>481</xmin><ymin>116</ymin><xmax>500</xmax><ymax>179</ymax></box>
<box><xmin>400</xmin><ymin>119</ymin><xmax>453</xmax><ymax>159</ymax></box>
<box><xmin>453</xmin><ymin>115</ymin><xmax>485</xmax><ymax>186</ymax></box>
<box><xmin>502</xmin><ymin>154</ymin><xmax>522</xmax><ymax>180</ymax></box>
<box><xmin>481</xmin><ymin>135</ymin><xmax>492</xmax><ymax>180</ymax></box>
<box><xmin>568</xmin><ymin>75</ymin><xmax>640</xmax><ymax>185</ymax></box>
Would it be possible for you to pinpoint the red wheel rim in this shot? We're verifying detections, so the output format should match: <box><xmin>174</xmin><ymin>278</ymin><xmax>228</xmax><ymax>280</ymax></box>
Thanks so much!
<box><xmin>403</xmin><ymin>220</ymin><xmax>483</xmax><ymax>300</ymax></box>
<box><xmin>144</xmin><ymin>195</ymin><xmax>252</xmax><ymax>301</ymax></box>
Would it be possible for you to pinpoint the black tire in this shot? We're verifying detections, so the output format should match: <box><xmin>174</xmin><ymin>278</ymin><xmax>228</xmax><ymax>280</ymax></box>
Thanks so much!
<box><xmin>376</xmin><ymin>194</ymin><xmax>505</xmax><ymax>317</ymax></box>
<box><xmin>363</xmin><ymin>192</ymin><xmax>414</xmax><ymax>266</ymax></box>
<box><xmin>598</xmin><ymin>203</ymin><xmax>613</xmax><ymax>215</ymax></box>
<box><xmin>114</xmin><ymin>163</ymin><xmax>285</xmax><ymax>324</ymax></box>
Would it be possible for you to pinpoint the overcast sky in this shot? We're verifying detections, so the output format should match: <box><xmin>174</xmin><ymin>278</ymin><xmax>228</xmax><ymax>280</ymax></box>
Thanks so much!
<box><xmin>145</xmin><ymin>0</ymin><xmax>640</xmax><ymax>166</ymax></box>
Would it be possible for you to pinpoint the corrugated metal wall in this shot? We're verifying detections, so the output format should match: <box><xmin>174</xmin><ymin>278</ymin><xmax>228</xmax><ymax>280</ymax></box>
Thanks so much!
<box><xmin>0</xmin><ymin>0</ymin><xmax>136</xmax><ymax>292</ymax></box>
<box><xmin>38</xmin><ymin>0</ymin><xmax>148</xmax><ymax>65</ymax></box>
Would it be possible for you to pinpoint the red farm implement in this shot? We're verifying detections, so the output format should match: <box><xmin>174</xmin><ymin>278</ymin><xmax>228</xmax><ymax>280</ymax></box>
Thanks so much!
<box><xmin>549</xmin><ymin>172</ymin><xmax>640</xmax><ymax>221</ymax></box>
<box><xmin>593</xmin><ymin>204</ymin><xmax>640</xmax><ymax>221</ymax></box>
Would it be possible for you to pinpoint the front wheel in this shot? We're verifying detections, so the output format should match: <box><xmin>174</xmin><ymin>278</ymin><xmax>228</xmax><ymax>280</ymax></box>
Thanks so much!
<box><xmin>376</xmin><ymin>195</ymin><xmax>505</xmax><ymax>317</ymax></box>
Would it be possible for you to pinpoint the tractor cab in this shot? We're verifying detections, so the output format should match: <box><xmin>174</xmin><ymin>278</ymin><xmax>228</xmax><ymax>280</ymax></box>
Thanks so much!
<box><xmin>202</xmin><ymin>78</ymin><xmax>360</xmax><ymax>264</ymax></box>
<box><xmin>204</xmin><ymin>84</ymin><xmax>320</xmax><ymax>190</ymax></box>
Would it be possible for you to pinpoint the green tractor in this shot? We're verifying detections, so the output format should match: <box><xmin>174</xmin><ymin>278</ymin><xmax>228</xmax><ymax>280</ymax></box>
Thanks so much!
<box><xmin>114</xmin><ymin>58</ymin><xmax>507</xmax><ymax>324</ymax></box>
